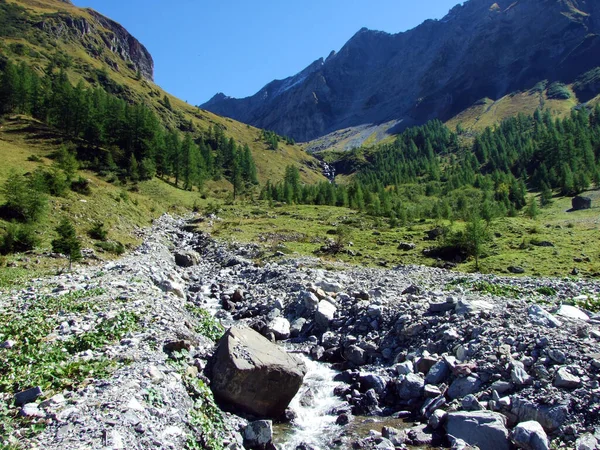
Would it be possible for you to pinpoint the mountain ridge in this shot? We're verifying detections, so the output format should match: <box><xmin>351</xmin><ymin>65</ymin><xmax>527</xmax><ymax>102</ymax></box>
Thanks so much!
<box><xmin>201</xmin><ymin>0</ymin><xmax>600</xmax><ymax>144</ymax></box>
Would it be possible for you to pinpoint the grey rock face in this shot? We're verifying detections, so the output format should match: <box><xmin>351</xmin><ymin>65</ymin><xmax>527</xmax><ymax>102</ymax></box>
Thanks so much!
<box><xmin>209</xmin><ymin>326</ymin><xmax>306</xmax><ymax>418</ymax></box>
<box><xmin>202</xmin><ymin>0</ymin><xmax>600</xmax><ymax>144</ymax></box>
<box><xmin>511</xmin><ymin>421</ymin><xmax>550</xmax><ymax>450</ymax></box>
<box><xmin>446</xmin><ymin>411</ymin><xmax>510</xmax><ymax>450</ymax></box>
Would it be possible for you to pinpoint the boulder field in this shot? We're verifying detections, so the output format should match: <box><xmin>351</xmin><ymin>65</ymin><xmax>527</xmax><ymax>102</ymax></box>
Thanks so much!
<box><xmin>2</xmin><ymin>214</ymin><xmax>600</xmax><ymax>449</ymax></box>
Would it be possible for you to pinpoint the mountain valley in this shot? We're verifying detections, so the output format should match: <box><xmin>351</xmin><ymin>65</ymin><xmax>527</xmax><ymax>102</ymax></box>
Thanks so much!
<box><xmin>1</xmin><ymin>0</ymin><xmax>600</xmax><ymax>449</ymax></box>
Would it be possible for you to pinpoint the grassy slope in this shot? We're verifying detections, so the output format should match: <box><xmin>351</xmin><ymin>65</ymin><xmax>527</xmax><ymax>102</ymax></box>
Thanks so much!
<box><xmin>0</xmin><ymin>116</ymin><xmax>212</xmax><ymax>285</ymax></box>
<box><xmin>2</xmin><ymin>0</ymin><xmax>325</xmax><ymax>185</ymax></box>
<box><xmin>192</xmin><ymin>190</ymin><xmax>600</xmax><ymax>278</ymax></box>
<box><xmin>446</xmin><ymin>87</ymin><xmax>580</xmax><ymax>134</ymax></box>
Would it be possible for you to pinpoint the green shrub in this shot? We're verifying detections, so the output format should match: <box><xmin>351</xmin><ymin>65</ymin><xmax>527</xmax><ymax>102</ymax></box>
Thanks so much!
<box><xmin>31</xmin><ymin>167</ymin><xmax>68</xmax><ymax>197</ymax></box>
<box><xmin>71</xmin><ymin>177</ymin><xmax>91</xmax><ymax>195</ymax></box>
<box><xmin>0</xmin><ymin>223</ymin><xmax>39</xmax><ymax>254</ymax></box>
<box><xmin>95</xmin><ymin>241</ymin><xmax>125</xmax><ymax>255</ymax></box>
<box><xmin>88</xmin><ymin>221</ymin><xmax>108</xmax><ymax>241</ymax></box>
<box><xmin>536</xmin><ymin>286</ymin><xmax>557</xmax><ymax>296</ymax></box>
<box><xmin>547</xmin><ymin>82</ymin><xmax>571</xmax><ymax>100</ymax></box>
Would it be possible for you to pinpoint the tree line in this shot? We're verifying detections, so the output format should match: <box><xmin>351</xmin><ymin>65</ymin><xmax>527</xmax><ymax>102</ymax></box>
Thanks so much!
<box><xmin>0</xmin><ymin>58</ymin><xmax>258</xmax><ymax>192</ymax></box>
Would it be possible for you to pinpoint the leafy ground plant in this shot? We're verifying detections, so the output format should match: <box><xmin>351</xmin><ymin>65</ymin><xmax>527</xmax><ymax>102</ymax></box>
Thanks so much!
<box><xmin>0</xmin><ymin>288</ymin><xmax>138</xmax><ymax>446</ymax></box>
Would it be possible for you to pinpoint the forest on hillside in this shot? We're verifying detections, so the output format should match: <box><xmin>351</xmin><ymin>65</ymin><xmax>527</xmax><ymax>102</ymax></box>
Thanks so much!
<box><xmin>265</xmin><ymin>107</ymin><xmax>600</xmax><ymax>223</ymax></box>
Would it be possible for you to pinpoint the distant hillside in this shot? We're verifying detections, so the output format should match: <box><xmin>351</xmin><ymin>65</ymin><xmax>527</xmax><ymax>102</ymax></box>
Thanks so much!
<box><xmin>202</xmin><ymin>0</ymin><xmax>600</xmax><ymax>146</ymax></box>
<box><xmin>0</xmin><ymin>0</ymin><xmax>325</xmax><ymax>184</ymax></box>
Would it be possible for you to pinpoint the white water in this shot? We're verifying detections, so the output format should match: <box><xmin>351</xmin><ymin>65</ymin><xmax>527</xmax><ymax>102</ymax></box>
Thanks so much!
<box><xmin>276</xmin><ymin>355</ymin><xmax>345</xmax><ymax>450</ymax></box>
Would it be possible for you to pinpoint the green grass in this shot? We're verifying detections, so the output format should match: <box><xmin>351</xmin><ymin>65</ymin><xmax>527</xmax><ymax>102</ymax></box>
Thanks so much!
<box><xmin>0</xmin><ymin>288</ymin><xmax>138</xmax><ymax>446</ymax></box>
<box><xmin>190</xmin><ymin>191</ymin><xmax>600</xmax><ymax>277</ymax></box>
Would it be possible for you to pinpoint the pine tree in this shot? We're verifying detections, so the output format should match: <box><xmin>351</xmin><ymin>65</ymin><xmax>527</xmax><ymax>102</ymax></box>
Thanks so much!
<box><xmin>52</xmin><ymin>217</ymin><xmax>82</xmax><ymax>270</ymax></box>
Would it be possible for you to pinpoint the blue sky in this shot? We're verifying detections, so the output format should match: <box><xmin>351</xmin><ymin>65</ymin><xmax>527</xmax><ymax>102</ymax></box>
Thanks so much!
<box><xmin>72</xmin><ymin>1</ymin><xmax>460</xmax><ymax>105</ymax></box>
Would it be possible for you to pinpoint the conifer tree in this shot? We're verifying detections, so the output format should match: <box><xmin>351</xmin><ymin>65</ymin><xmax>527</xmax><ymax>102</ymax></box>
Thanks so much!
<box><xmin>52</xmin><ymin>217</ymin><xmax>82</xmax><ymax>270</ymax></box>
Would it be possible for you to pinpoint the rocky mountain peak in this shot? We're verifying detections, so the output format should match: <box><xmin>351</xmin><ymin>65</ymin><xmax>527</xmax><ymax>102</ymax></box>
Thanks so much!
<box><xmin>201</xmin><ymin>0</ymin><xmax>600</xmax><ymax>144</ymax></box>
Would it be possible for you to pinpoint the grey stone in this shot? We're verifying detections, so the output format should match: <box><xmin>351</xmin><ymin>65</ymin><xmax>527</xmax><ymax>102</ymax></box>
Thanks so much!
<box><xmin>576</xmin><ymin>433</ymin><xmax>599</xmax><ymax>450</ymax></box>
<box><xmin>547</xmin><ymin>349</ymin><xmax>567</xmax><ymax>364</ymax></box>
<box><xmin>528</xmin><ymin>305</ymin><xmax>562</xmax><ymax>328</ymax></box>
<box><xmin>20</xmin><ymin>403</ymin><xmax>46</xmax><ymax>418</ymax></box>
<box><xmin>210</xmin><ymin>326</ymin><xmax>306</xmax><ymax>418</ymax></box>
<box><xmin>572</xmin><ymin>196</ymin><xmax>592</xmax><ymax>211</ymax></box>
<box><xmin>455</xmin><ymin>299</ymin><xmax>493</xmax><ymax>315</ymax></box>
<box><xmin>511</xmin><ymin>421</ymin><xmax>549</xmax><ymax>450</ymax></box>
<box><xmin>424</xmin><ymin>385</ymin><xmax>442</xmax><ymax>398</ymax></box>
<box><xmin>174</xmin><ymin>250</ymin><xmax>200</xmax><ymax>267</ymax></box>
<box><xmin>511</xmin><ymin>361</ymin><xmax>533</xmax><ymax>386</ymax></box>
<box><xmin>382</xmin><ymin>426</ymin><xmax>407</xmax><ymax>446</ymax></box>
<box><xmin>395</xmin><ymin>360</ymin><xmax>414</xmax><ymax>375</ymax></box>
<box><xmin>446</xmin><ymin>411</ymin><xmax>510</xmax><ymax>450</ymax></box>
<box><xmin>429</xmin><ymin>409</ymin><xmax>447</xmax><ymax>430</ymax></box>
<box><xmin>397</xmin><ymin>373</ymin><xmax>425</xmax><ymax>400</ymax></box>
<box><xmin>415</xmin><ymin>355</ymin><xmax>438</xmax><ymax>374</ymax></box>
<box><xmin>266</xmin><ymin>317</ymin><xmax>290</xmax><ymax>340</ymax></box>
<box><xmin>557</xmin><ymin>305</ymin><xmax>589</xmax><ymax>321</ymax></box>
<box><xmin>315</xmin><ymin>300</ymin><xmax>336</xmax><ymax>329</ymax></box>
<box><xmin>510</xmin><ymin>396</ymin><xmax>568</xmax><ymax>432</ymax></box>
<box><xmin>244</xmin><ymin>420</ymin><xmax>273</xmax><ymax>448</ymax></box>
<box><xmin>462</xmin><ymin>394</ymin><xmax>485</xmax><ymax>411</ymax></box>
<box><xmin>554</xmin><ymin>367</ymin><xmax>582</xmax><ymax>389</ymax></box>
<box><xmin>344</xmin><ymin>345</ymin><xmax>366</xmax><ymax>366</ymax></box>
<box><xmin>360</xmin><ymin>374</ymin><xmax>387</xmax><ymax>395</ymax></box>
<box><xmin>290</xmin><ymin>318</ymin><xmax>306</xmax><ymax>338</ymax></box>
<box><xmin>14</xmin><ymin>386</ymin><xmax>43</xmax><ymax>406</ymax></box>
<box><xmin>448</xmin><ymin>375</ymin><xmax>482</xmax><ymax>400</ymax></box>
<box><xmin>429</xmin><ymin>300</ymin><xmax>455</xmax><ymax>313</ymax></box>
<box><xmin>301</xmin><ymin>291</ymin><xmax>319</xmax><ymax>311</ymax></box>
<box><xmin>40</xmin><ymin>393</ymin><xmax>66</xmax><ymax>409</ymax></box>
<box><xmin>425</xmin><ymin>360</ymin><xmax>450</xmax><ymax>385</ymax></box>
<box><xmin>490</xmin><ymin>381</ymin><xmax>513</xmax><ymax>394</ymax></box>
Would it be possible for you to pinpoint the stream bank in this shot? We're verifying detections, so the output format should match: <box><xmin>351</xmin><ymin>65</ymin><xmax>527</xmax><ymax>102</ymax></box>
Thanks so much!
<box><xmin>3</xmin><ymin>214</ymin><xmax>600</xmax><ymax>449</ymax></box>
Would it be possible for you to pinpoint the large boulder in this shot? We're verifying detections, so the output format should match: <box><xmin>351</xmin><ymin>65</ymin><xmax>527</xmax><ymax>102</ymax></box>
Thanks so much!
<box><xmin>174</xmin><ymin>250</ymin><xmax>200</xmax><ymax>267</ymax></box>
<box><xmin>572</xmin><ymin>196</ymin><xmax>592</xmax><ymax>211</ymax></box>
<box><xmin>210</xmin><ymin>326</ymin><xmax>306</xmax><ymax>418</ymax></box>
<box><xmin>511</xmin><ymin>421</ymin><xmax>550</xmax><ymax>450</ymax></box>
<box><xmin>510</xmin><ymin>396</ymin><xmax>568</xmax><ymax>432</ymax></box>
<box><xmin>446</xmin><ymin>411</ymin><xmax>510</xmax><ymax>450</ymax></box>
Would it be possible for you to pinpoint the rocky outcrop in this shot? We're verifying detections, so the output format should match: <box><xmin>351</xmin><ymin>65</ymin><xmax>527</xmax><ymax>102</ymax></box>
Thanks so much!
<box><xmin>209</xmin><ymin>326</ymin><xmax>306</xmax><ymax>418</ymax></box>
<box><xmin>35</xmin><ymin>9</ymin><xmax>154</xmax><ymax>81</ymax></box>
<box><xmin>202</xmin><ymin>0</ymin><xmax>600</xmax><ymax>143</ymax></box>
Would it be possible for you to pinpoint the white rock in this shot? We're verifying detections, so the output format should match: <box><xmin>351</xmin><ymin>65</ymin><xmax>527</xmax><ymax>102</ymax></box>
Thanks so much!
<box><xmin>557</xmin><ymin>305</ymin><xmax>589</xmax><ymax>321</ymax></box>
<box><xmin>40</xmin><ymin>393</ymin><xmax>66</xmax><ymax>409</ymax></box>
<box><xmin>267</xmin><ymin>317</ymin><xmax>291</xmax><ymax>340</ymax></box>
<box><xmin>127</xmin><ymin>397</ymin><xmax>145</xmax><ymax>411</ymax></box>
<box><xmin>20</xmin><ymin>403</ymin><xmax>46</xmax><ymax>418</ymax></box>
<box><xmin>315</xmin><ymin>300</ymin><xmax>337</xmax><ymax>329</ymax></box>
